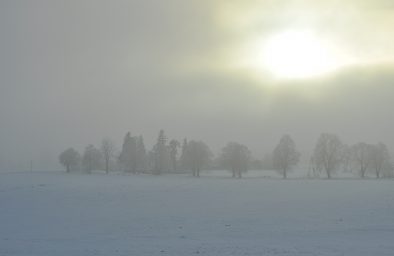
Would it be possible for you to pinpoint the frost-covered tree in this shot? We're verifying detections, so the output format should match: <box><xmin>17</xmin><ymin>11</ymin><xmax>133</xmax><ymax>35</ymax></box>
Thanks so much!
<box><xmin>312</xmin><ymin>133</ymin><xmax>343</xmax><ymax>179</ymax></box>
<box><xmin>82</xmin><ymin>145</ymin><xmax>102</xmax><ymax>174</ymax></box>
<box><xmin>370</xmin><ymin>143</ymin><xmax>390</xmax><ymax>178</ymax></box>
<box><xmin>119</xmin><ymin>132</ymin><xmax>131</xmax><ymax>172</ymax></box>
<box><xmin>272</xmin><ymin>135</ymin><xmax>300</xmax><ymax>179</ymax></box>
<box><xmin>351</xmin><ymin>142</ymin><xmax>373</xmax><ymax>178</ymax></box>
<box><xmin>101</xmin><ymin>138</ymin><xmax>115</xmax><ymax>174</ymax></box>
<box><xmin>59</xmin><ymin>148</ymin><xmax>80</xmax><ymax>173</ymax></box>
<box><xmin>153</xmin><ymin>130</ymin><xmax>170</xmax><ymax>175</ymax></box>
<box><xmin>169</xmin><ymin>139</ymin><xmax>180</xmax><ymax>172</ymax></box>
<box><xmin>184</xmin><ymin>140</ymin><xmax>212</xmax><ymax>177</ymax></box>
<box><xmin>220</xmin><ymin>142</ymin><xmax>251</xmax><ymax>178</ymax></box>
<box><xmin>136</xmin><ymin>135</ymin><xmax>147</xmax><ymax>173</ymax></box>
<box><xmin>119</xmin><ymin>132</ymin><xmax>138</xmax><ymax>173</ymax></box>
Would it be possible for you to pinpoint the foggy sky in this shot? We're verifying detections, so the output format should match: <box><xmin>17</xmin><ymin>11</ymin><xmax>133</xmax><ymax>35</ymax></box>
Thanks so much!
<box><xmin>1</xmin><ymin>0</ymin><xmax>394</xmax><ymax>171</ymax></box>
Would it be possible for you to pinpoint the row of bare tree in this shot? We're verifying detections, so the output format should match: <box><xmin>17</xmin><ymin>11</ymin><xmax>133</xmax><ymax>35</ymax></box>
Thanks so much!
<box><xmin>309</xmin><ymin>133</ymin><xmax>392</xmax><ymax>179</ymax></box>
<box><xmin>59</xmin><ymin>131</ymin><xmax>393</xmax><ymax>179</ymax></box>
<box><xmin>58</xmin><ymin>130</ymin><xmax>251</xmax><ymax>178</ymax></box>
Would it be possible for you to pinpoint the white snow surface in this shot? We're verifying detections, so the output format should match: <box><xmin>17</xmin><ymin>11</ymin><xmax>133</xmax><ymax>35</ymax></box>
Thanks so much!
<box><xmin>0</xmin><ymin>171</ymin><xmax>394</xmax><ymax>256</ymax></box>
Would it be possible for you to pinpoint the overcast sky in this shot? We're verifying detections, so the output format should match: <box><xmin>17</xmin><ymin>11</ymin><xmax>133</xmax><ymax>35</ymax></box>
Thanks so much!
<box><xmin>1</xmin><ymin>0</ymin><xmax>394</xmax><ymax>171</ymax></box>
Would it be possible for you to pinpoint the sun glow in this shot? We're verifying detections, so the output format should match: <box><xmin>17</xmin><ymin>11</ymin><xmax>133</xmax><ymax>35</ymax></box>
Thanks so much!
<box><xmin>250</xmin><ymin>30</ymin><xmax>340</xmax><ymax>79</ymax></box>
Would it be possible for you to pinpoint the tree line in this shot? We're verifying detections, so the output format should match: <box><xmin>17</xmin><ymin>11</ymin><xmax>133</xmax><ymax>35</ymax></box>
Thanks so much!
<box><xmin>59</xmin><ymin>131</ymin><xmax>393</xmax><ymax>179</ymax></box>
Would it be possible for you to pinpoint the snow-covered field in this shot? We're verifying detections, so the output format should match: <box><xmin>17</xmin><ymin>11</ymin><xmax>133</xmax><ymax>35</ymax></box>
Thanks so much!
<box><xmin>0</xmin><ymin>171</ymin><xmax>394</xmax><ymax>256</ymax></box>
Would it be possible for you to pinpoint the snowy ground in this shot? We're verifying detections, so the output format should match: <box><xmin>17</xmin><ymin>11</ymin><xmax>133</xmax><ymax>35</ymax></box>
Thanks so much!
<box><xmin>0</xmin><ymin>171</ymin><xmax>394</xmax><ymax>256</ymax></box>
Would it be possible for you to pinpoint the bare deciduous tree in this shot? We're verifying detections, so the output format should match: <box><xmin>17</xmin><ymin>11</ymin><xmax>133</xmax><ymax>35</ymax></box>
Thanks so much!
<box><xmin>184</xmin><ymin>140</ymin><xmax>212</xmax><ymax>177</ymax></box>
<box><xmin>272</xmin><ymin>135</ymin><xmax>300</xmax><ymax>179</ymax></box>
<box><xmin>312</xmin><ymin>133</ymin><xmax>343</xmax><ymax>179</ymax></box>
<box><xmin>220</xmin><ymin>142</ymin><xmax>251</xmax><ymax>178</ymax></box>
<box><xmin>59</xmin><ymin>148</ymin><xmax>80</xmax><ymax>173</ymax></box>
<box><xmin>370</xmin><ymin>143</ymin><xmax>390</xmax><ymax>178</ymax></box>
<box><xmin>351</xmin><ymin>142</ymin><xmax>373</xmax><ymax>178</ymax></box>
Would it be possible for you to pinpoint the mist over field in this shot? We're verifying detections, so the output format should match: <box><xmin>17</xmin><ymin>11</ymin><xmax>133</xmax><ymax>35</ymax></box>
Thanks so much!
<box><xmin>1</xmin><ymin>0</ymin><xmax>394</xmax><ymax>171</ymax></box>
<box><xmin>1</xmin><ymin>1</ymin><xmax>394</xmax><ymax>255</ymax></box>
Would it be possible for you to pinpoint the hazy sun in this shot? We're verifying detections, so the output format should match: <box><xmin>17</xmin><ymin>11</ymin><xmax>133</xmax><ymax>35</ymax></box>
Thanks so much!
<box><xmin>253</xmin><ymin>30</ymin><xmax>338</xmax><ymax>79</ymax></box>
